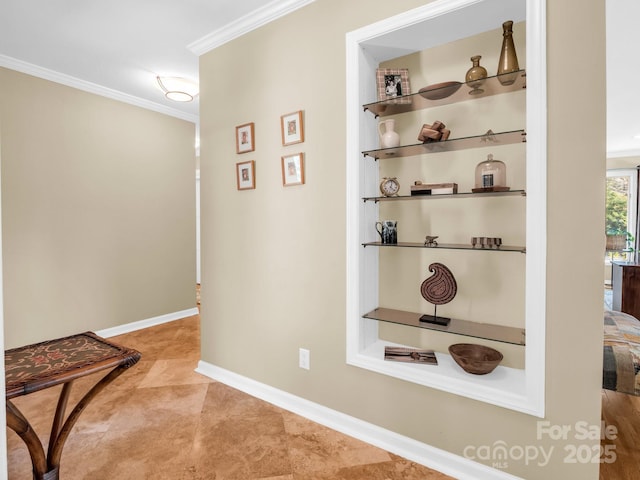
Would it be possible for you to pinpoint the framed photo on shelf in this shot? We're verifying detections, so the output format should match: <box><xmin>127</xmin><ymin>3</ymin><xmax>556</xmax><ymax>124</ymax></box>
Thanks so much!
<box><xmin>236</xmin><ymin>122</ymin><xmax>255</xmax><ymax>154</ymax></box>
<box><xmin>281</xmin><ymin>153</ymin><xmax>305</xmax><ymax>187</ymax></box>
<box><xmin>280</xmin><ymin>110</ymin><xmax>304</xmax><ymax>146</ymax></box>
<box><xmin>236</xmin><ymin>160</ymin><xmax>256</xmax><ymax>190</ymax></box>
<box><xmin>376</xmin><ymin>68</ymin><xmax>411</xmax><ymax>101</ymax></box>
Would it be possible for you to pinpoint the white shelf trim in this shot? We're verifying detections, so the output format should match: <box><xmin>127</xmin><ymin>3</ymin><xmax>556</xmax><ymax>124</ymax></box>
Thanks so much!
<box><xmin>356</xmin><ymin>340</ymin><xmax>533</xmax><ymax>414</ymax></box>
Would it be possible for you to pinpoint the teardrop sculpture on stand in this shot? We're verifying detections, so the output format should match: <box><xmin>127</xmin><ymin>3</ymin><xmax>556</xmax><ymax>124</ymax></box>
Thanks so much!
<box><xmin>497</xmin><ymin>20</ymin><xmax>520</xmax><ymax>86</ymax></box>
<box><xmin>419</xmin><ymin>262</ymin><xmax>457</xmax><ymax>326</ymax></box>
<box><xmin>465</xmin><ymin>55</ymin><xmax>487</xmax><ymax>95</ymax></box>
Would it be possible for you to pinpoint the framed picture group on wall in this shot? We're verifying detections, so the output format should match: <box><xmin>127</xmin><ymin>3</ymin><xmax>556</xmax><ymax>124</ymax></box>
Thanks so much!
<box><xmin>234</xmin><ymin>110</ymin><xmax>306</xmax><ymax>191</ymax></box>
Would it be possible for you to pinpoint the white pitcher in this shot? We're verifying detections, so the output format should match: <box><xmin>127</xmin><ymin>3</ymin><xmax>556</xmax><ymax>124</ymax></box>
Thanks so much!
<box><xmin>378</xmin><ymin>119</ymin><xmax>400</xmax><ymax>148</ymax></box>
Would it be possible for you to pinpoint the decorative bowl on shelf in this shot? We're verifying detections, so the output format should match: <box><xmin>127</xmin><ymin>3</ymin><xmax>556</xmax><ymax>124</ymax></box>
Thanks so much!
<box><xmin>418</xmin><ymin>81</ymin><xmax>462</xmax><ymax>100</ymax></box>
<box><xmin>448</xmin><ymin>343</ymin><xmax>503</xmax><ymax>375</ymax></box>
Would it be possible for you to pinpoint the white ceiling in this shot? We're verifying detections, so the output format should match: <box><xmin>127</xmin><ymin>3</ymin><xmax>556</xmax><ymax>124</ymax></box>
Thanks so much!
<box><xmin>0</xmin><ymin>0</ymin><xmax>310</xmax><ymax>122</ymax></box>
<box><xmin>0</xmin><ymin>0</ymin><xmax>636</xmax><ymax>157</ymax></box>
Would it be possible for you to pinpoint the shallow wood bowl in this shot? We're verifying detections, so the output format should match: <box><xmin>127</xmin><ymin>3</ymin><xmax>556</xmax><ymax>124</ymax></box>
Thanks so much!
<box><xmin>418</xmin><ymin>81</ymin><xmax>462</xmax><ymax>100</ymax></box>
<box><xmin>448</xmin><ymin>343</ymin><xmax>503</xmax><ymax>375</ymax></box>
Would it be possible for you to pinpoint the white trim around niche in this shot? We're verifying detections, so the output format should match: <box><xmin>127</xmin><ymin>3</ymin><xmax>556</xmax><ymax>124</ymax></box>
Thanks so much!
<box><xmin>345</xmin><ymin>0</ymin><xmax>546</xmax><ymax>417</ymax></box>
<box><xmin>196</xmin><ymin>361</ymin><xmax>524</xmax><ymax>480</ymax></box>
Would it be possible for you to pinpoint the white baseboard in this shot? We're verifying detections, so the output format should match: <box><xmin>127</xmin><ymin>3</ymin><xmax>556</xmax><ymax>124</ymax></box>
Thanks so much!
<box><xmin>196</xmin><ymin>361</ymin><xmax>523</xmax><ymax>480</ymax></box>
<box><xmin>95</xmin><ymin>307</ymin><xmax>199</xmax><ymax>338</ymax></box>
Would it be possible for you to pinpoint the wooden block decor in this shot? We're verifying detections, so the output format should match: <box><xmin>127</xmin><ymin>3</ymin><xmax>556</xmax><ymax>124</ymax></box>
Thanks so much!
<box><xmin>417</xmin><ymin>120</ymin><xmax>451</xmax><ymax>143</ymax></box>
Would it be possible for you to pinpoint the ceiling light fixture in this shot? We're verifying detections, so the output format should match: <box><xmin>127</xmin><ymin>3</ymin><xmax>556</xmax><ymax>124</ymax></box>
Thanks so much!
<box><xmin>156</xmin><ymin>76</ymin><xmax>199</xmax><ymax>102</ymax></box>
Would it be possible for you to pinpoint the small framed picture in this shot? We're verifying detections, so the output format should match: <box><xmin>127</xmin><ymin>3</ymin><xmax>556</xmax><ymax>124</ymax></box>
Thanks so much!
<box><xmin>236</xmin><ymin>160</ymin><xmax>255</xmax><ymax>190</ymax></box>
<box><xmin>281</xmin><ymin>153</ymin><xmax>305</xmax><ymax>187</ymax></box>
<box><xmin>236</xmin><ymin>123</ymin><xmax>255</xmax><ymax>154</ymax></box>
<box><xmin>376</xmin><ymin>68</ymin><xmax>411</xmax><ymax>101</ymax></box>
<box><xmin>280</xmin><ymin>111</ymin><xmax>304</xmax><ymax>146</ymax></box>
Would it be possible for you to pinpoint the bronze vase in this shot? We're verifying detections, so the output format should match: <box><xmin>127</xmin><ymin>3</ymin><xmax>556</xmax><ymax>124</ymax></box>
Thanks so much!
<box><xmin>465</xmin><ymin>55</ymin><xmax>487</xmax><ymax>95</ymax></box>
<box><xmin>497</xmin><ymin>20</ymin><xmax>519</xmax><ymax>86</ymax></box>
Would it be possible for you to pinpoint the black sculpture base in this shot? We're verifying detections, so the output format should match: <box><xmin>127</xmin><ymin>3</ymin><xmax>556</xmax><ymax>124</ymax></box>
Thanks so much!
<box><xmin>419</xmin><ymin>314</ymin><xmax>451</xmax><ymax>326</ymax></box>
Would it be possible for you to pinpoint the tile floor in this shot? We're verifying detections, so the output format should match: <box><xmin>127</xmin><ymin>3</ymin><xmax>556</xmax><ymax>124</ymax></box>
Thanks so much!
<box><xmin>6</xmin><ymin>315</ymin><xmax>452</xmax><ymax>480</ymax></box>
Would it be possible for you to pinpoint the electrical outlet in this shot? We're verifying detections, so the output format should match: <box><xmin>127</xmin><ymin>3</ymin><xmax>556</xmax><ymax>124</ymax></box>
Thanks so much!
<box><xmin>299</xmin><ymin>348</ymin><xmax>310</xmax><ymax>370</ymax></box>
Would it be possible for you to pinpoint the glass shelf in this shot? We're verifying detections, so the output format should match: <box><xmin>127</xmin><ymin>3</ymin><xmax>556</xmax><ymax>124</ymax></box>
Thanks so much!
<box><xmin>363</xmin><ymin>71</ymin><xmax>526</xmax><ymax>117</ymax></box>
<box><xmin>363</xmin><ymin>307</ymin><xmax>525</xmax><ymax>345</ymax></box>
<box><xmin>363</xmin><ymin>130</ymin><xmax>526</xmax><ymax>160</ymax></box>
<box><xmin>362</xmin><ymin>241</ymin><xmax>526</xmax><ymax>253</ymax></box>
<box><xmin>363</xmin><ymin>189</ymin><xmax>526</xmax><ymax>203</ymax></box>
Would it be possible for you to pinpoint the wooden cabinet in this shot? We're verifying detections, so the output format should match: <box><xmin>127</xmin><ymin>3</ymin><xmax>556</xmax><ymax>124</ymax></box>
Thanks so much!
<box><xmin>612</xmin><ymin>262</ymin><xmax>640</xmax><ymax>319</ymax></box>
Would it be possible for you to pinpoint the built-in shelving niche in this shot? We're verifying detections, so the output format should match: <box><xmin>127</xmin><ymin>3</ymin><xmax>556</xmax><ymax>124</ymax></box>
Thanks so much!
<box><xmin>345</xmin><ymin>0</ymin><xmax>546</xmax><ymax>416</ymax></box>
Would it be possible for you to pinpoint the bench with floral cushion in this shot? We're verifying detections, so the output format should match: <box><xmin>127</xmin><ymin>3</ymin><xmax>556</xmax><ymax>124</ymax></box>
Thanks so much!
<box><xmin>5</xmin><ymin>332</ymin><xmax>141</xmax><ymax>480</ymax></box>
<box><xmin>603</xmin><ymin>309</ymin><xmax>640</xmax><ymax>395</ymax></box>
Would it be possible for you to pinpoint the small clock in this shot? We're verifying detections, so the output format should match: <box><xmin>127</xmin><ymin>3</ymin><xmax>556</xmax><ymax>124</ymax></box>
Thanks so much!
<box><xmin>379</xmin><ymin>177</ymin><xmax>400</xmax><ymax>197</ymax></box>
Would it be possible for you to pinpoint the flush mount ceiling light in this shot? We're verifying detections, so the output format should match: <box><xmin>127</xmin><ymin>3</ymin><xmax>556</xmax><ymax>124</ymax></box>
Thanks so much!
<box><xmin>156</xmin><ymin>76</ymin><xmax>199</xmax><ymax>102</ymax></box>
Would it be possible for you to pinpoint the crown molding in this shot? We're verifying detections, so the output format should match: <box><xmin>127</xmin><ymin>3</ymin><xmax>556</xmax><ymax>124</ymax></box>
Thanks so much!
<box><xmin>607</xmin><ymin>148</ymin><xmax>640</xmax><ymax>159</ymax></box>
<box><xmin>0</xmin><ymin>54</ymin><xmax>198</xmax><ymax>124</ymax></box>
<box><xmin>188</xmin><ymin>0</ymin><xmax>316</xmax><ymax>55</ymax></box>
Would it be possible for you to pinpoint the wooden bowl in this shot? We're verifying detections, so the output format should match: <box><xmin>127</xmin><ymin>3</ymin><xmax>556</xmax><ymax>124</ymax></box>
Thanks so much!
<box><xmin>448</xmin><ymin>343</ymin><xmax>503</xmax><ymax>375</ymax></box>
<box><xmin>418</xmin><ymin>81</ymin><xmax>462</xmax><ymax>100</ymax></box>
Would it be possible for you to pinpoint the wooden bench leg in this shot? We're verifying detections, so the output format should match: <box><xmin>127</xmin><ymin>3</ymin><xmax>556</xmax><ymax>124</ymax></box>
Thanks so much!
<box><xmin>8</xmin><ymin>365</ymin><xmax>131</xmax><ymax>480</ymax></box>
<box><xmin>6</xmin><ymin>400</ymin><xmax>48</xmax><ymax>479</ymax></box>
<box><xmin>47</xmin><ymin>365</ymin><xmax>131</xmax><ymax>471</ymax></box>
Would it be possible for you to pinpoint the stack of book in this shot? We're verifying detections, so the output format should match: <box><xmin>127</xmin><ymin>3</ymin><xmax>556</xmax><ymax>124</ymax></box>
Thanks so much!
<box><xmin>410</xmin><ymin>182</ymin><xmax>458</xmax><ymax>196</ymax></box>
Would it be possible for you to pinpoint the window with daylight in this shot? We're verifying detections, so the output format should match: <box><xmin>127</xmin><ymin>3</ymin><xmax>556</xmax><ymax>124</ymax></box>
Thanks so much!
<box><xmin>605</xmin><ymin>169</ymin><xmax>638</xmax><ymax>265</ymax></box>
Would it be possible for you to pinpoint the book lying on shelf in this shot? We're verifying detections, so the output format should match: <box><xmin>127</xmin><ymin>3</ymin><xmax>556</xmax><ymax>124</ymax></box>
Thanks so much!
<box><xmin>410</xmin><ymin>182</ymin><xmax>458</xmax><ymax>196</ymax></box>
<box><xmin>384</xmin><ymin>346</ymin><xmax>438</xmax><ymax>364</ymax></box>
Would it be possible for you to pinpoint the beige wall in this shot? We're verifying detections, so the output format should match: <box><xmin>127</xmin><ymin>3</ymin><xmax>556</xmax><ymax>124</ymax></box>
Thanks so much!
<box><xmin>199</xmin><ymin>1</ymin><xmax>605</xmax><ymax>478</ymax></box>
<box><xmin>608</xmin><ymin>155</ymin><xmax>640</xmax><ymax>169</ymax></box>
<box><xmin>0</xmin><ymin>67</ymin><xmax>196</xmax><ymax>348</ymax></box>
